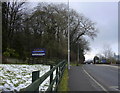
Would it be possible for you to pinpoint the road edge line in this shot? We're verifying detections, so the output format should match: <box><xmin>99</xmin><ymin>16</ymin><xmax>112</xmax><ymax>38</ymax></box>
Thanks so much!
<box><xmin>82</xmin><ymin>67</ymin><xmax>108</xmax><ymax>92</ymax></box>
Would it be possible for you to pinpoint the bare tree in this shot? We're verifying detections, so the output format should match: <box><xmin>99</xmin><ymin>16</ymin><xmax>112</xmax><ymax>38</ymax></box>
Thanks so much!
<box><xmin>102</xmin><ymin>44</ymin><xmax>114</xmax><ymax>59</ymax></box>
<box><xmin>101</xmin><ymin>44</ymin><xmax>116</xmax><ymax>63</ymax></box>
<box><xmin>2</xmin><ymin>0</ymin><xmax>26</xmax><ymax>51</ymax></box>
<box><xmin>2</xmin><ymin>2</ymin><xmax>98</xmax><ymax>63</ymax></box>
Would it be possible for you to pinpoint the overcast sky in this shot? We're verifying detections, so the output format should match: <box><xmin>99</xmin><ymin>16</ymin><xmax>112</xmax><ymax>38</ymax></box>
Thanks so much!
<box><xmin>20</xmin><ymin>0</ymin><xmax>118</xmax><ymax>60</ymax></box>
<box><xmin>69</xmin><ymin>2</ymin><xmax>118</xmax><ymax>60</ymax></box>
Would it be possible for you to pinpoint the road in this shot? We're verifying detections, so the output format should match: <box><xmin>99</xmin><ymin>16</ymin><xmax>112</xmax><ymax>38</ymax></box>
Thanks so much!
<box><xmin>68</xmin><ymin>64</ymin><xmax>120</xmax><ymax>92</ymax></box>
<box><xmin>83</xmin><ymin>64</ymin><xmax>119</xmax><ymax>91</ymax></box>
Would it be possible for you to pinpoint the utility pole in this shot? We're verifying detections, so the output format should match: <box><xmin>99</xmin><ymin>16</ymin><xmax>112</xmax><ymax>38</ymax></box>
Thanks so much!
<box><xmin>68</xmin><ymin>0</ymin><xmax>70</xmax><ymax>69</ymax></box>
<box><xmin>77</xmin><ymin>43</ymin><xmax>79</xmax><ymax>66</ymax></box>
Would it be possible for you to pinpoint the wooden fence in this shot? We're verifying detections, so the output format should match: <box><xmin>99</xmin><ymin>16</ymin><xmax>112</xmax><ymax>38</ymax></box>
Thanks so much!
<box><xmin>22</xmin><ymin>60</ymin><xmax>67</xmax><ymax>92</ymax></box>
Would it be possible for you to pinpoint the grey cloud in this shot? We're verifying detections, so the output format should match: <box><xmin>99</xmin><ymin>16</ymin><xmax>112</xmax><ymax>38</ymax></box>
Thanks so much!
<box><xmin>70</xmin><ymin>2</ymin><xmax>118</xmax><ymax>55</ymax></box>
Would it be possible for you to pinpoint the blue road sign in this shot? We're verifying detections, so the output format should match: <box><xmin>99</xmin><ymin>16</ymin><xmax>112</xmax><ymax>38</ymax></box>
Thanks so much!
<box><xmin>32</xmin><ymin>48</ymin><xmax>46</xmax><ymax>56</ymax></box>
<box><xmin>101</xmin><ymin>59</ymin><xmax>106</xmax><ymax>63</ymax></box>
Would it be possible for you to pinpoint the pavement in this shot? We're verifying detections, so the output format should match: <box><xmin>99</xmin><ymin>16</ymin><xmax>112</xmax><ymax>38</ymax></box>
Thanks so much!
<box><xmin>68</xmin><ymin>66</ymin><xmax>104</xmax><ymax>91</ymax></box>
<box><xmin>68</xmin><ymin>65</ymin><xmax>120</xmax><ymax>92</ymax></box>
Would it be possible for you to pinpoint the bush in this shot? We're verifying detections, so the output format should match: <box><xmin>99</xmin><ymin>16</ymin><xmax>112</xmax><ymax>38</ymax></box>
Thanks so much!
<box><xmin>3</xmin><ymin>48</ymin><xmax>19</xmax><ymax>58</ymax></box>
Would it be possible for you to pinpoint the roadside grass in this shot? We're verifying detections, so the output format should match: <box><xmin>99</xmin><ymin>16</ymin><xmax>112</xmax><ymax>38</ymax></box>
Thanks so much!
<box><xmin>58</xmin><ymin>68</ymin><xmax>69</xmax><ymax>91</ymax></box>
<box><xmin>70</xmin><ymin>62</ymin><xmax>82</xmax><ymax>66</ymax></box>
<box><xmin>70</xmin><ymin>62</ymin><xmax>77</xmax><ymax>66</ymax></box>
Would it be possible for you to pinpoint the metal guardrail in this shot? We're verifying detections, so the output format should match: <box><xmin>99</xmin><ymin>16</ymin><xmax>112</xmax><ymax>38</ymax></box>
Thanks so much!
<box><xmin>22</xmin><ymin>60</ymin><xmax>66</xmax><ymax>92</ymax></box>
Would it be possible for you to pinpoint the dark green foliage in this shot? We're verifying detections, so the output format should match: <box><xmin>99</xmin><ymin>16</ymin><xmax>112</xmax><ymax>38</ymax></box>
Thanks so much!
<box><xmin>3</xmin><ymin>48</ymin><xmax>19</xmax><ymax>58</ymax></box>
<box><xmin>2</xmin><ymin>2</ymin><xmax>98</xmax><ymax>64</ymax></box>
<box><xmin>93</xmin><ymin>56</ymin><xmax>99</xmax><ymax>64</ymax></box>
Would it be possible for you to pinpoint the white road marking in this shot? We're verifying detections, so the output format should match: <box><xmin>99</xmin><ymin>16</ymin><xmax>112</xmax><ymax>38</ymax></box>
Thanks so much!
<box><xmin>107</xmin><ymin>65</ymin><xmax>120</xmax><ymax>69</ymax></box>
<box><xmin>95</xmin><ymin>64</ymin><xmax>120</xmax><ymax>69</ymax></box>
<box><xmin>110</xmin><ymin>86</ymin><xmax>119</xmax><ymax>91</ymax></box>
<box><xmin>82</xmin><ymin>67</ymin><xmax>108</xmax><ymax>92</ymax></box>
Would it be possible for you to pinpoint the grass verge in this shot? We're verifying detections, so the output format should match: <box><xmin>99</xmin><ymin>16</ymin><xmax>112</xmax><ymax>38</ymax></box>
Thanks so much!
<box><xmin>70</xmin><ymin>62</ymin><xmax>81</xmax><ymax>66</ymax></box>
<box><xmin>58</xmin><ymin>68</ymin><xmax>69</xmax><ymax>91</ymax></box>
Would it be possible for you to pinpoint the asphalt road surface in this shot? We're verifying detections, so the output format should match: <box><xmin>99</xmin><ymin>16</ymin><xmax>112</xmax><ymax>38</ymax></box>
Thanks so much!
<box><xmin>68</xmin><ymin>64</ymin><xmax>120</xmax><ymax>92</ymax></box>
<box><xmin>83</xmin><ymin>64</ymin><xmax>119</xmax><ymax>91</ymax></box>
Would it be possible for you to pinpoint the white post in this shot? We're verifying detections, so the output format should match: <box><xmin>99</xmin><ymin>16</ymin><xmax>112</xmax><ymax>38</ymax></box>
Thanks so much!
<box><xmin>68</xmin><ymin>0</ymin><xmax>70</xmax><ymax>69</ymax></box>
<box><xmin>77</xmin><ymin>43</ymin><xmax>79</xmax><ymax>65</ymax></box>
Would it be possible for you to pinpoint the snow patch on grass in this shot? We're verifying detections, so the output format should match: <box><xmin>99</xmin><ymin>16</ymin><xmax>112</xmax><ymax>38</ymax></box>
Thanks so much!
<box><xmin>0</xmin><ymin>64</ymin><xmax>50</xmax><ymax>92</ymax></box>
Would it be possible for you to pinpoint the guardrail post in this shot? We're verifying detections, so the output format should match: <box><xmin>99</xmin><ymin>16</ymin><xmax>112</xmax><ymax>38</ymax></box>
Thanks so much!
<box><xmin>58</xmin><ymin>66</ymin><xmax>61</xmax><ymax>81</ymax></box>
<box><xmin>55</xmin><ymin>67</ymin><xmax>58</xmax><ymax>91</ymax></box>
<box><xmin>32</xmin><ymin>71</ymin><xmax>39</xmax><ymax>93</ymax></box>
<box><xmin>50</xmin><ymin>65</ymin><xmax>53</xmax><ymax>91</ymax></box>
